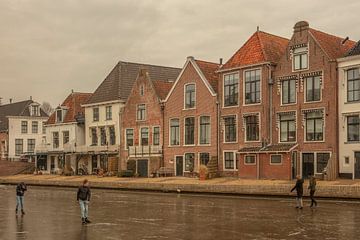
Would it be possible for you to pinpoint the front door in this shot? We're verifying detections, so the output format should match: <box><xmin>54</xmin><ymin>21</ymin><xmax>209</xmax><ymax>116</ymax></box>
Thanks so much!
<box><xmin>354</xmin><ymin>152</ymin><xmax>360</xmax><ymax>179</ymax></box>
<box><xmin>137</xmin><ymin>159</ymin><xmax>148</xmax><ymax>177</ymax></box>
<box><xmin>175</xmin><ymin>156</ymin><xmax>183</xmax><ymax>176</ymax></box>
<box><xmin>302</xmin><ymin>153</ymin><xmax>314</xmax><ymax>178</ymax></box>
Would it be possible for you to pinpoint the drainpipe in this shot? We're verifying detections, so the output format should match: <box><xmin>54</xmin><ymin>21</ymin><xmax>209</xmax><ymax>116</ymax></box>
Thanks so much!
<box><xmin>267</xmin><ymin>64</ymin><xmax>273</xmax><ymax>145</ymax></box>
<box><xmin>216</xmin><ymin>100</ymin><xmax>220</xmax><ymax>176</ymax></box>
<box><xmin>161</xmin><ymin>102</ymin><xmax>165</xmax><ymax>168</ymax></box>
<box><xmin>257</xmin><ymin>153</ymin><xmax>260</xmax><ymax>179</ymax></box>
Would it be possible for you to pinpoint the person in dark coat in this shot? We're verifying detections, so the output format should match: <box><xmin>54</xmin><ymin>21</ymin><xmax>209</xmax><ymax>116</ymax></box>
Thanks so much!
<box><xmin>291</xmin><ymin>175</ymin><xmax>304</xmax><ymax>209</ymax></box>
<box><xmin>16</xmin><ymin>182</ymin><xmax>27</xmax><ymax>215</ymax></box>
<box><xmin>308</xmin><ymin>175</ymin><xmax>317</xmax><ymax>208</ymax></box>
<box><xmin>77</xmin><ymin>179</ymin><xmax>91</xmax><ymax>224</ymax></box>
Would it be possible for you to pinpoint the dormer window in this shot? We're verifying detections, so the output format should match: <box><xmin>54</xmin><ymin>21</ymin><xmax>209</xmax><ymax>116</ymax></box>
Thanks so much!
<box><xmin>293</xmin><ymin>46</ymin><xmax>308</xmax><ymax>71</ymax></box>
<box><xmin>56</xmin><ymin>109</ymin><xmax>63</xmax><ymax>122</ymax></box>
<box><xmin>30</xmin><ymin>105</ymin><xmax>40</xmax><ymax>116</ymax></box>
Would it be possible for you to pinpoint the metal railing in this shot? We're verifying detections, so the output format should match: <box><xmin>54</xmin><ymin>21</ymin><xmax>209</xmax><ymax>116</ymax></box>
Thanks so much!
<box><xmin>128</xmin><ymin>145</ymin><xmax>162</xmax><ymax>157</ymax></box>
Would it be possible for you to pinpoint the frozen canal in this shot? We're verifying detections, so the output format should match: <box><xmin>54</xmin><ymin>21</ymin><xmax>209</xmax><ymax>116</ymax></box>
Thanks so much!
<box><xmin>0</xmin><ymin>185</ymin><xmax>360</xmax><ymax>240</ymax></box>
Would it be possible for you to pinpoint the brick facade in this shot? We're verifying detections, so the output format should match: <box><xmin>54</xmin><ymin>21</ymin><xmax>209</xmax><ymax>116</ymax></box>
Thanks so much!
<box><xmin>163</xmin><ymin>57</ymin><xmax>219</xmax><ymax>177</ymax></box>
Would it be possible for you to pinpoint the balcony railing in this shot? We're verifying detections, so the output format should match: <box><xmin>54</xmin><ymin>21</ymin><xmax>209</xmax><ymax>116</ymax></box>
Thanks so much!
<box><xmin>128</xmin><ymin>145</ymin><xmax>162</xmax><ymax>157</ymax></box>
<box><xmin>35</xmin><ymin>143</ymin><xmax>119</xmax><ymax>154</ymax></box>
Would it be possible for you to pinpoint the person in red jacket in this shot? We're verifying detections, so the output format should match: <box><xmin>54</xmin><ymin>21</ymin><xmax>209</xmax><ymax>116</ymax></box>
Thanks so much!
<box><xmin>77</xmin><ymin>179</ymin><xmax>91</xmax><ymax>224</ymax></box>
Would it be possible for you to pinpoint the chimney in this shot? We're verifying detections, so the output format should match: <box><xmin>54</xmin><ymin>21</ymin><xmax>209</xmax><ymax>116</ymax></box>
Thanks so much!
<box><xmin>293</xmin><ymin>21</ymin><xmax>309</xmax><ymax>33</ymax></box>
<box><xmin>342</xmin><ymin>37</ymin><xmax>349</xmax><ymax>45</ymax></box>
<box><xmin>0</xmin><ymin>97</ymin><xmax>2</xmax><ymax>106</ymax></box>
<box><xmin>71</xmin><ymin>89</ymin><xmax>74</xmax><ymax>94</ymax></box>
<box><xmin>9</xmin><ymin>98</ymin><xmax>12</xmax><ymax>104</ymax></box>
<box><xmin>30</xmin><ymin>96</ymin><xmax>32</xmax><ymax>100</ymax></box>
<box><xmin>187</xmin><ymin>56</ymin><xmax>194</xmax><ymax>61</ymax></box>
<box><xmin>219</xmin><ymin>58</ymin><xmax>223</xmax><ymax>65</ymax></box>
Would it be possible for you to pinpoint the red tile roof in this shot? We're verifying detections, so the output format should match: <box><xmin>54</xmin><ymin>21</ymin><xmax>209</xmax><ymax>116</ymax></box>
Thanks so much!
<box><xmin>222</xmin><ymin>31</ymin><xmax>289</xmax><ymax>70</ymax></box>
<box><xmin>47</xmin><ymin>92</ymin><xmax>92</xmax><ymax>124</ymax></box>
<box><xmin>195</xmin><ymin>59</ymin><xmax>220</xmax><ymax>93</ymax></box>
<box><xmin>152</xmin><ymin>80</ymin><xmax>174</xmax><ymax>100</ymax></box>
<box><xmin>309</xmin><ymin>28</ymin><xmax>356</xmax><ymax>60</ymax></box>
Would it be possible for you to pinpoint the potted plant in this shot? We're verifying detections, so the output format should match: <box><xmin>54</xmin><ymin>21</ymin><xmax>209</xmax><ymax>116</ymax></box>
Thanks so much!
<box><xmin>199</xmin><ymin>165</ymin><xmax>208</xmax><ymax>181</ymax></box>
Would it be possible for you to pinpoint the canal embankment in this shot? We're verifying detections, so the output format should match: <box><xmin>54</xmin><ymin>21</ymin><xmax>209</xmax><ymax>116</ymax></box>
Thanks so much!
<box><xmin>1</xmin><ymin>174</ymin><xmax>360</xmax><ymax>199</ymax></box>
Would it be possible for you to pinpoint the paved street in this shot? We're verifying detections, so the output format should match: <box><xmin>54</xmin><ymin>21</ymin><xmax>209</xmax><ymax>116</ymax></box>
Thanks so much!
<box><xmin>0</xmin><ymin>185</ymin><xmax>360</xmax><ymax>240</ymax></box>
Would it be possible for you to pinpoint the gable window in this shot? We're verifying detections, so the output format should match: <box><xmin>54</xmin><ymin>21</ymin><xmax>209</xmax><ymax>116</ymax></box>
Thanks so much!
<box><xmin>293</xmin><ymin>46</ymin><xmax>308</xmax><ymax>71</ymax></box>
<box><xmin>244</xmin><ymin>155</ymin><xmax>256</xmax><ymax>165</ymax></box>
<box><xmin>30</xmin><ymin>105</ymin><xmax>39</xmax><ymax>116</ymax></box>
<box><xmin>91</xmin><ymin>128</ymin><xmax>97</xmax><ymax>146</ymax></box>
<box><xmin>245</xmin><ymin>115</ymin><xmax>259</xmax><ymax>141</ymax></box>
<box><xmin>184</xmin><ymin>117</ymin><xmax>195</xmax><ymax>145</ymax></box>
<box><xmin>224</xmin><ymin>116</ymin><xmax>236</xmax><ymax>143</ymax></box>
<box><xmin>305</xmin><ymin>110</ymin><xmax>324</xmax><ymax>141</ymax></box>
<box><xmin>53</xmin><ymin>132</ymin><xmax>59</xmax><ymax>148</ymax></box>
<box><xmin>224</xmin><ymin>152</ymin><xmax>237</xmax><ymax>170</ymax></box>
<box><xmin>199</xmin><ymin>153</ymin><xmax>210</xmax><ymax>166</ymax></box>
<box><xmin>125</xmin><ymin>129</ymin><xmax>134</xmax><ymax>148</ymax></box>
<box><xmin>27</xmin><ymin>139</ymin><xmax>35</xmax><ymax>153</ymax></box>
<box><xmin>106</xmin><ymin>106</ymin><xmax>112</xmax><ymax>120</ymax></box>
<box><xmin>199</xmin><ymin>116</ymin><xmax>210</xmax><ymax>145</ymax></box>
<box><xmin>347</xmin><ymin>115</ymin><xmax>360</xmax><ymax>142</ymax></box>
<box><xmin>305</xmin><ymin>76</ymin><xmax>321</xmax><ymax>102</ymax></box>
<box><xmin>63</xmin><ymin>131</ymin><xmax>69</xmax><ymax>144</ymax></box>
<box><xmin>282</xmin><ymin>79</ymin><xmax>296</xmax><ymax>104</ymax></box>
<box><xmin>270</xmin><ymin>155</ymin><xmax>282</xmax><ymax>165</ymax></box>
<box><xmin>56</xmin><ymin>109</ymin><xmax>63</xmax><ymax>122</ymax></box>
<box><xmin>137</xmin><ymin>104</ymin><xmax>146</xmax><ymax>121</ymax></box>
<box><xmin>184</xmin><ymin>153</ymin><xmax>195</xmax><ymax>172</ymax></box>
<box><xmin>170</xmin><ymin>119</ymin><xmax>180</xmax><ymax>146</ymax></box>
<box><xmin>347</xmin><ymin>68</ymin><xmax>360</xmax><ymax>102</ymax></box>
<box><xmin>93</xmin><ymin>108</ymin><xmax>99</xmax><ymax>122</ymax></box>
<box><xmin>140</xmin><ymin>85</ymin><xmax>145</xmax><ymax>96</ymax></box>
<box><xmin>100</xmin><ymin>127</ymin><xmax>106</xmax><ymax>146</ymax></box>
<box><xmin>245</xmin><ymin>69</ymin><xmax>261</xmax><ymax>104</ymax></box>
<box><xmin>280</xmin><ymin>113</ymin><xmax>296</xmax><ymax>142</ymax></box>
<box><xmin>185</xmin><ymin>84</ymin><xmax>196</xmax><ymax>109</ymax></box>
<box><xmin>153</xmin><ymin>127</ymin><xmax>160</xmax><ymax>146</ymax></box>
<box><xmin>21</xmin><ymin>121</ymin><xmax>28</xmax><ymax>134</ymax></box>
<box><xmin>141</xmin><ymin>127</ymin><xmax>149</xmax><ymax>146</ymax></box>
<box><xmin>109</xmin><ymin>126</ymin><xmax>116</xmax><ymax>145</ymax></box>
<box><xmin>15</xmin><ymin>139</ymin><xmax>23</xmax><ymax>156</ymax></box>
<box><xmin>224</xmin><ymin>73</ymin><xmax>239</xmax><ymax>107</ymax></box>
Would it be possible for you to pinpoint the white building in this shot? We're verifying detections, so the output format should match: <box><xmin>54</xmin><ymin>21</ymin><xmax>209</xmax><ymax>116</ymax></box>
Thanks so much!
<box><xmin>3</xmin><ymin>100</ymin><xmax>48</xmax><ymax>161</ymax></box>
<box><xmin>35</xmin><ymin>92</ymin><xmax>91</xmax><ymax>173</ymax></box>
<box><xmin>338</xmin><ymin>41</ymin><xmax>360</xmax><ymax>179</ymax></box>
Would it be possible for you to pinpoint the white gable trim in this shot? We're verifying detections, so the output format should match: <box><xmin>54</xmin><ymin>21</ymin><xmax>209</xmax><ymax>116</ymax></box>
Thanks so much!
<box><xmin>164</xmin><ymin>57</ymin><xmax>217</xmax><ymax>102</ymax></box>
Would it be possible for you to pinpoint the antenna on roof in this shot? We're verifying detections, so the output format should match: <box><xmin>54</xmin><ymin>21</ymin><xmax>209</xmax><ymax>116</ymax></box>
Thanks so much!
<box><xmin>342</xmin><ymin>37</ymin><xmax>349</xmax><ymax>45</ymax></box>
<box><xmin>257</xmin><ymin>26</ymin><xmax>259</xmax><ymax>32</ymax></box>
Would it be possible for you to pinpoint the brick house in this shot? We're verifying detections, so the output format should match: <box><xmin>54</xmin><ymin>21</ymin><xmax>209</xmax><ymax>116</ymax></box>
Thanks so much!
<box><xmin>120</xmin><ymin>67</ymin><xmax>181</xmax><ymax>177</ymax></box>
<box><xmin>163</xmin><ymin>56</ymin><xmax>220</xmax><ymax>177</ymax></box>
<box><xmin>337</xmin><ymin>41</ymin><xmax>360</xmax><ymax>179</ymax></box>
<box><xmin>36</xmin><ymin>92</ymin><xmax>92</xmax><ymax>174</ymax></box>
<box><xmin>272</xmin><ymin>21</ymin><xmax>355</xmax><ymax>180</ymax></box>
<box><xmin>217</xmin><ymin>30</ymin><xmax>289</xmax><ymax>178</ymax></box>
<box><xmin>83</xmin><ymin>61</ymin><xmax>180</xmax><ymax>175</ymax></box>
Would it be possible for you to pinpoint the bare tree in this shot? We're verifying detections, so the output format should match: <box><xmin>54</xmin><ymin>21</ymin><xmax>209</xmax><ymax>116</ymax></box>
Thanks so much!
<box><xmin>41</xmin><ymin>101</ymin><xmax>54</xmax><ymax>115</ymax></box>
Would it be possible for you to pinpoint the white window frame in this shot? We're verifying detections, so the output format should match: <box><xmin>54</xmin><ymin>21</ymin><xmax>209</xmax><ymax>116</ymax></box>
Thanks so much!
<box><xmin>280</xmin><ymin>79</ymin><xmax>297</xmax><ymax>106</ymax></box>
<box><xmin>198</xmin><ymin>115</ymin><xmax>211</xmax><ymax>146</ymax></box>
<box><xmin>300</xmin><ymin>151</ymin><xmax>332</xmax><ymax>176</ymax></box>
<box><xmin>152</xmin><ymin>125</ymin><xmax>161</xmax><ymax>146</ymax></box>
<box><xmin>270</xmin><ymin>154</ymin><xmax>283</xmax><ymax>165</ymax></box>
<box><xmin>198</xmin><ymin>152</ymin><xmax>210</xmax><ymax>166</ymax></box>
<box><xmin>243</xmin><ymin>68</ymin><xmax>262</xmax><ymax>106</ymax></box>
<box><xmin>304</xmin><ymin>75</ymin><xmax>322</xmax><ymax>104</ymax></box>
<box><xmin>223</xmin><ymin>151</ymin><xmax>238</xmax><ymax>171</ymax></box>
<box><xmin>169</xmin><ymin>118</ymin><xmax>180</xmax><ymax>147</ymax></box>
<box><xmin>244</xmin><ymin>154</ymin><xmax>257</xmax><ymax>165</ymax></box>
<box><xmin>244</xmin><ymin>113</ymin><xmax>261</xmax><ymax>143</ymax></box>
<box><xmin>292</xmin><ymin>45</ymin><xmax>309</xmax><ymax>72</ymax></box>
<box><xmin>223</xmin><ymin>114</ymin><xmax>238</xmax><ymax>143</ymax></box>
<box><xmin>184</xmin><ymin>152</ymin><xmax>195</xmax><ymax>172</ymax></box>
<box><xmin>278</xmin><ymin>111</ymin><xmax>297</xmax><ymax>144</ymax></box>
<box><xmin>183</xmin><ymin>116</ymin><xmax>196</xmax><ymax>146</ymax></box>
<box><xmin>184</xmin><ymin>83</ymin><xmax>196</xmax><ymax>110</ymax></box>
<box><xmin>139</xmin><ymin>126</ymin><xmax>149</xmax><ymax>146</ymax></box>
<box><xmin>303</xmin><ymin>108</ymin><xmax>325</xmax><ymax>143</ymax></box>
<box><xmin>136</xmin><ymin>104</ymin><xmax>146</xmax><ymax>121</ymax></box>
<box><xmin>222</xmin><ymin>71</ymin><xmax>240</xmax><ymax>108</ymax></box>
<box><xmin>124</xmin><ymin>128</ymin><xmax>134</xmax><ymax>150</ymax></box>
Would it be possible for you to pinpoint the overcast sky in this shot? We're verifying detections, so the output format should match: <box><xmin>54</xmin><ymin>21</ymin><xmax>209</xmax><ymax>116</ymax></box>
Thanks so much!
<box><xmin>1</xmin><ymin>0</ymin><xmax>359</xmax><ymax>107</ymax></box>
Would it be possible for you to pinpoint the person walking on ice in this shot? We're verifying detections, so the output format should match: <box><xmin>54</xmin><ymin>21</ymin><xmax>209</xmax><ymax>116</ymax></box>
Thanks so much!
<box><xmin>291</xmin><ymin>175</ymin><xmax>304</xmax><ymax>209</ymax></box>
<box><xmin>16</xmin><ymin>182</ymin><xmax>27</xmax><ymax>215</ymax></box>
<box><xmin>77</xmin><ymin>179</ymin><xmax>91</xmax><ymax>224</ymax></box>
<box><xmin>308</xmin><ymin>175</ymin><xmax>318</xmax><ymax>208</ymax></box>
